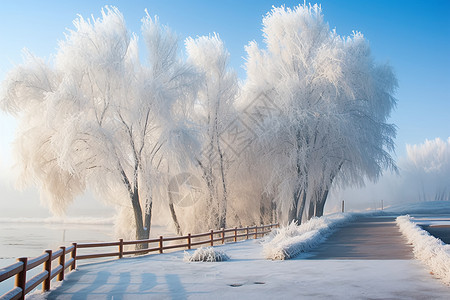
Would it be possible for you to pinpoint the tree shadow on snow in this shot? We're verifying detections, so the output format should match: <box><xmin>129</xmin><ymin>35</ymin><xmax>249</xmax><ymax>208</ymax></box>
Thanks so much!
<box><xmin>139</xmin><ymin>272</ymin><xmax>157</xmax><ymax>292</ymax></box>
<box><xmin>106</xmin><ymin>272</ymin><xmax>130</xmax><ymax>300</ymax></box>
<box><xmin>47</xmin><ymin>270</ymin><xmax>111</xmax><ymax>299</ymax></box>
<box><xmin>165</xmin><ymin>274</ymin><xmax>187</xmax><ymax>300</ymax></box>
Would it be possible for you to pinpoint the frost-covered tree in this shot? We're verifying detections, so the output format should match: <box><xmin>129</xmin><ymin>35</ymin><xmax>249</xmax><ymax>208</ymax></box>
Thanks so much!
<box><xmin>242</xmin><ymin>3</ymin><xmax>397</xmax><ymax>224</ymax></box>
<box><xmin>184</xmin><ymin>34</ymin><xmax>238</xmax><ymax>230</ymax></box>
<box><xmin>0</xmin><ymin>7</ymin><xmax>198</xmax><ymax>244</ymax></box>
<box><xmin>305</xmin><ymin>30</ymin><xmax>398</xmax><ymax>219</ymax></box>
<box><xmin>1</xmin><ymin>3</ymin><xmax>399</xmax><ymax>235</ymax></box>
<box><xmin>402</xmin><ymin>138</ymin><xmax>450</xmax><ymax>201</ymax></box>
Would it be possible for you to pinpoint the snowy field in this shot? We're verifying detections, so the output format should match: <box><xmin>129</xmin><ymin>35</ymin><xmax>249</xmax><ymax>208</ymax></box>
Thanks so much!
<box><xmin>0</xmin><ymin>219</ymin><xmax>114</xmax><ymax>296</ymax></box>
<box><xmin>23</xmin><ymin>201</ymin><xmax>450</xmax><ymax>299</ymax></box>
<box><xmin>0</xmin><ymin>218</ymin><xmax>114</xmax><ymax>268</ymax></box>
<box><xmin>386</xmin><ymin>201</ymin><xmax>450</xmax><ymax>215</ymax></box>
<box><xmin>28</xmin><ymin>239</ymin><xmax>450</xmax><ymax>300</ymax></box>
<box><xmin>0</xmin><ymin>218</ymin><xmax>171</xmax><ymax>296</ymax></box>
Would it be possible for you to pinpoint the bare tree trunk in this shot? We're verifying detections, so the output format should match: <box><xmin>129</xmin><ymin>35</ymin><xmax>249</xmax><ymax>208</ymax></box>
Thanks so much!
<box><xmin>271</xmin><ymin>200</ymin><xmax>277</xmax><ymax>224</ymax></box>
<box><xmin>218</xmin><ymin>179</ymin><xmax>227</xmax><ymax>229</ymax></box>
<box><xmin>288</xmin><ymin>187</ymin><xmax>305</xmax><ymax>224</ymax></box>
<box><xmin>290</xmin><ymin>149</ymin><xmax>308</xmax><ymax>224</ymax></box>
<box><xmin>216</xmin><ymin>130</ymin><xmax>228</xmax><ymax>229</ymax></box>
<box><xmin>308</xmin><ymin>196</ymin><xmax>316</xmax><ymax>220</ymax></box>
<box><xmin>296</xmin><ymin>189</ymin><xmax>307</xmax><ymax>224</ymax></box>
<box><xmin>313</xmin><ymin>162</ymin><xmax>342</xmax><ymax>218</ymax></box>
<box><xmin>167</xmin><ymin>166</ymin><xmax>182</xmax><ymax>235</ymax></box>
<box><xmin>314</xmin><ymin>188</ymin><xmax>329</xmax><ymax>217</ymax></box>
<box><xmin>288</xmin><ymin>194</ymin><xmax>299</xmax><ymax>224</ymax></box>
<box><xmin>130</xmin><ymin>189</ymin><xmax>151</xmax><ymax>249</ymax></box>
<box><xmin>168</xmin><ymin>202</ymin><xmax>182</xmax><ymax>236</ymax></box>
<box><xmin>260</xmin><ymin>200</ymin><xmax>265</xmax><ymax>225</ymax></box>
<box><xmin>120</xmin><ymin>163</ymin><xmax>151</xmax><ymax>250</ymax></box>
<box><xmin>207</xmin><ymin>178</ymin><xmax>220</xmax><ymax>230</ymax></box>
<box><xmin>260</xmin><ymin>193</ymin><xmax>272</xmax><ymax>225</ymax></box>
<box><xmin>144</xmin><ymin>201</ymin><xmax>152</xmax><ymax>236</ymax></box>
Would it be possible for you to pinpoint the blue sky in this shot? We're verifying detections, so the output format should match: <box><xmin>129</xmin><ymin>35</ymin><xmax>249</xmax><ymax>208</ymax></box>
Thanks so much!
<box><xmin>0</xmin><ymin>1</ymin><xmax>449</xmax><ymax>215</ymax></box>
<box><xmin>1</xmin><ymin>0</ymin><xmax>449</xmax><ymax>157</ymax></box>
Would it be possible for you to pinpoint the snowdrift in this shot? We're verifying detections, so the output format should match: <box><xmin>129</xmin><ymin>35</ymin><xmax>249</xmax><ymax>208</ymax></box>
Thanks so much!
<box><xmin>262</xmin><ymin>213</ymin><xmax>357</xmax><ymax>260</ymax></box>
<box><xmin>184</xmin><ymin>247</ymin><xmax>230</xmax><ymax>262</ymax></box>
<box><xmin>396</xmin><ymin>215</ymin><xmax>450</xmax><ymax>285</ymax></box>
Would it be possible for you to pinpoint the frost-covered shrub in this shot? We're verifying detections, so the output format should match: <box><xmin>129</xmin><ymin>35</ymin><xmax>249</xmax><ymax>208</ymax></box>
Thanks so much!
<box><xmin>263</xmin><ymin>213</ymin><xmax>356</xmax><ymax>260</ymax></box>
<box><xmin>184</xmin><ymin>247</ymin><xmax>230</xmax><ymax>262</ymax></box>
<box><xmin>396</xmin><ymin>215</ymin><xmax>450</xmax><ymax>285</ymax></box>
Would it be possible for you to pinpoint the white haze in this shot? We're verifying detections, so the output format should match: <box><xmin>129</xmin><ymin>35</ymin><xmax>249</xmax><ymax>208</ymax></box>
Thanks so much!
<box><xmin>328</xmin><ymin>137</ymin><xmax>450</xmax><ymax>212</ymax></box>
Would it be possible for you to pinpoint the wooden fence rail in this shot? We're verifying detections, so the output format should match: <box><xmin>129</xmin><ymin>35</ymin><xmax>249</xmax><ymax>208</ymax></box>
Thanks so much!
<box><xmin>0</xmin><ymin>244</ymin><xmax>76</xmax><ymax>300</ymax></box>
<box><xmin>0</xmin><ymin>223</ymin><xmax>278</xmax><ymax>300</ymax></box>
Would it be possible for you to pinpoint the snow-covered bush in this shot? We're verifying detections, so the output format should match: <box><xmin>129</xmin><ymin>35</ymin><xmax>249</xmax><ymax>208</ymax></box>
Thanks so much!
<box><xmin>263</xmin><ymin>213</ymin><xmax>356</xmax><ymax>260</ymax></box>
<box><xmin>396</xmin><ymin>215</ymin><xmax>450</xmax><ymax>285</ymax></box>
<box><xmin>184</xmin><ymin>247</ymin><xmax>230</xmax><ymax>262</ymax></box>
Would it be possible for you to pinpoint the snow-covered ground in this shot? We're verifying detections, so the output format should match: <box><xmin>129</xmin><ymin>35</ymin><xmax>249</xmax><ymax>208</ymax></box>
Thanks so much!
<box><xmin>24</xmin><ymin>201</ymin><xmax>450</xmax><ymax>299</ymax></box>
<box><xmin>397</xmin><ymin>215</ymin><xmax>450</xmax><ymax>284</ymax></box>
<box><xmin>28</xmin><ymin>239</ymin><xmax>450</xmax><ymax>299</ymax></box>
<box><xmin>390</xmin><ymin>201</ymin><xmax>450</xmax><ymax>284</ymax></box>
<box><xmin>385</xmin><ymin>200</ymin><xmax>450</xmax><ymax>215</ymax></box>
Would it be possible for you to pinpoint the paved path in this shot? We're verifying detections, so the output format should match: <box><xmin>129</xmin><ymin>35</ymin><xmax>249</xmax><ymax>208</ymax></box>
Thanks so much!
<box><xmin>306</xmin><ymin>215</ymin><xmax>414</xmax><ymax>260</ymax></box>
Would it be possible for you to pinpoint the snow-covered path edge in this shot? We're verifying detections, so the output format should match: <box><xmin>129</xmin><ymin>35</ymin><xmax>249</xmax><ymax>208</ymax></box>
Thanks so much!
<box><xmin>396</xmin><ymin>215</ymin><xmax>450</xmax><ymax>285</ymax></box>
<box><xmin>262</xmin><ymin>212</ymin><xmax>364</xmax><ymax>260</ymax></box>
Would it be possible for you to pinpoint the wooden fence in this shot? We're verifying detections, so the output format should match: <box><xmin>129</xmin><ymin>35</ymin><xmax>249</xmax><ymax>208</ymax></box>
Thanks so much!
<box><xmin>0</xmin><ymin>223</ymin><xmax>278</xmax><ymax>300</ymax></box>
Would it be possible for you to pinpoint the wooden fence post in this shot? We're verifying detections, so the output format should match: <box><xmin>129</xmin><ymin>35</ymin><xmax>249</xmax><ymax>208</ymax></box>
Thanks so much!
<box><xmin>58</xmin><ymin>246</ymin><xmax>66</xmax><ymax>281</ymax></box>
<box><xmin>159</xmin><ymin>236</ymin><xmax>163</xmax><ymax>254</ymax></box>
<box><xmin>234</xmin><ymin>227</ymin><xmax>237</xmax><ymax>242</ymax></box>
<box><xmin>210</xmin><ymin>230</ymin><xmax>214</xmax><ymax>246</ymax></box>
<box><xmin>16</xmin><ymin>257</ymin><xmax>27</xmax><ymax>300</ymax></box>
<box><xmin>43</xmin><ymin>250</ymin><xmax>52</xmax><ymax>292</ymax></box>
<box><xmin>71</xmin><ymin>243</ymin><xmax>77</xmax><ymax>271</ymax></box>
<box><xmin>119</xmin><ymin>239</ymin><xmax>124</xmax><ymax>259</ymax></box>
<box><xmin>221</xmin><ymin>228</ymin><xmax>225</xmax><ymax>244</ymax></box>
<box><xmin>187</xmin><ymin>234</ymin><xmax>191</xmax><ymax>250</ymax></box>
<box><xmin>246</xmin><ymin>226</ymin><xmax>249</xmax><ymax>240</ymax></box>
<box><xmin>254</xmin><ymin>226</ymin><xmax>258</xmax><ymax>239</ymax></box>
